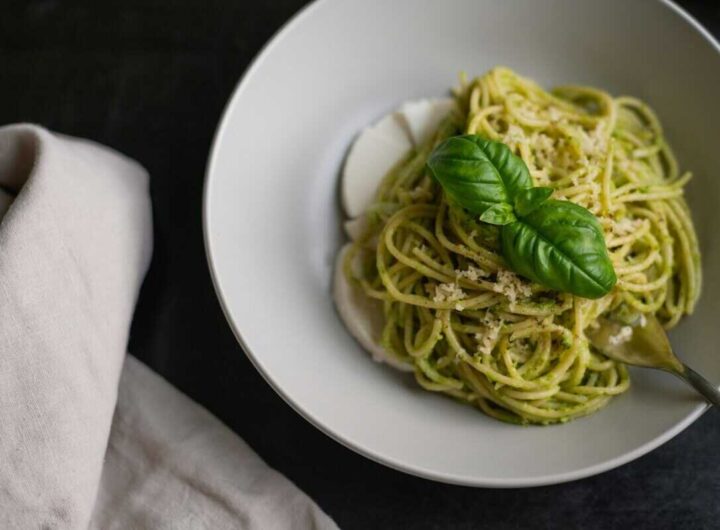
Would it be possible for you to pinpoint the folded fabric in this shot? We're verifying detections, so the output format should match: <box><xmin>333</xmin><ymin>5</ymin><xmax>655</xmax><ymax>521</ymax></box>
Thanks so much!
<box><xmin>90</xmin><ymin>357</ymin><xmax>336</xmax><ymax>530</ymax></box>
<box><xmin>0</xmin><ymin>125</ymin><xmax>337</xmax><ymax>529</ymax></box>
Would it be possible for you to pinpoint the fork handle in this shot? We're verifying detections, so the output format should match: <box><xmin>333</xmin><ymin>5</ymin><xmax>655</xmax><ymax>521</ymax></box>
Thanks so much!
<box><xmin>675</xmin><ymin>364</ymin><xmax>720</xmax><ymax>408</ymax></box>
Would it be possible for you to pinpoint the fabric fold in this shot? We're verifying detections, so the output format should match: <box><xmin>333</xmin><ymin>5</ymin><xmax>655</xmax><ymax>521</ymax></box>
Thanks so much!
<box><xmin>90</xmin><ymin>357</ymin><xmax>337</xmax><ymax>530</ymax></box>
<box><xmin>0</xmin><ymin>124</ymin><xmax>152</xmax><ymax>529</ymax></box>
<box><xmin>0</xmin><ymin>125</ymin><xmax>337</xmax><ymax>530</ymax></box>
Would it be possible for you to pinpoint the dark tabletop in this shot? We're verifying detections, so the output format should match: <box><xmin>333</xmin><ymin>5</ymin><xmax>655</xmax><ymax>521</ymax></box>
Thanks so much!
<box><xmin>5</xmin><ymin>1</ymin><xmax>720</xmax><ymax>528</ymax></box>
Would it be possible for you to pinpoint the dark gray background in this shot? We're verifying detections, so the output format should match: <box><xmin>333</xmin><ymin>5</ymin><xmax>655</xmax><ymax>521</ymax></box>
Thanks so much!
<box><xmin>4</xmin><ymin>1</ymin><xmax>720</xmax><ymax>528</ymax></box>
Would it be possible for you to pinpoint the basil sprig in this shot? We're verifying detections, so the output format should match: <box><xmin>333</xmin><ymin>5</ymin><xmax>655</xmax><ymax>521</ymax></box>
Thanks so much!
<box><xmin>427</xmin><ymin>134</ymin><xmax>616</xmax><ymax>299</ymax></box>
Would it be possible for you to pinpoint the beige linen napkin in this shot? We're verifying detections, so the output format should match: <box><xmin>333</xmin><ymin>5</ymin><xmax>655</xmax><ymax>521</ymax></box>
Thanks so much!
<box><xmin>0</xmin><ymin>125</ymin><xmax>337</xmax><ymax>530</ymax></box>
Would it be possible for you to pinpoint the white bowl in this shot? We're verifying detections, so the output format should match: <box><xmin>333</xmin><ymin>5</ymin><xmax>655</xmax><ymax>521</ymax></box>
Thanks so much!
<box><xmin>204</xmin><ymin>0</ymin><xmax>720</xmax><ymax>486</ymax></box>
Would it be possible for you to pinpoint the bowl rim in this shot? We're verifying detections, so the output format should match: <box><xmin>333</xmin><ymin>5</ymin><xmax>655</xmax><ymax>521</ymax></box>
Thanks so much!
<box><xmin>203</xmin><ymin>0</ymin><xmax>719</xmax><ymax>487</ymax></box>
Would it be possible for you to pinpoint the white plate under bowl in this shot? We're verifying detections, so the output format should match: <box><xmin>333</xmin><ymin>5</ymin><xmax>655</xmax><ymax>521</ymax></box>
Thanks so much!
<box><xmin>204</xmin><ymin>0</ymin><xmax>720</xmax><ymax>487</ymax></box>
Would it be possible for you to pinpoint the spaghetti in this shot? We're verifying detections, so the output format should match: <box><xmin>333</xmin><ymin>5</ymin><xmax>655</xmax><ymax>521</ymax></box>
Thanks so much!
<box><xmin>344</xmin><ymin>67</ymin><xmax>701</xmax><ymax>424</ymax></box>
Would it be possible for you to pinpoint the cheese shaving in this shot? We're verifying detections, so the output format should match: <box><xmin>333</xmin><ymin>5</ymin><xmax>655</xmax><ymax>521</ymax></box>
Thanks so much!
<box><xmin>456</xmin><ymin>265</ymin><xmax>490</xmax><ymax>282</ymax></box>
<box><xmin>432</xmin><ymin>283</ymin><xmax>466</xmax><ymax>303</ymax></box>
<box><xmin>474</xmin><ymin>311</ymin><xmax>503</xmax><ymax>356</ymax></box>
<box><xmin>608</xmin><ymin>325</ymin><xmax>633</xmax><ymax>346</ymax></box>
<box><xmin>492</xmin><ymin>270</ymin><xmax>532</xmax><ymax>303</ymax></box>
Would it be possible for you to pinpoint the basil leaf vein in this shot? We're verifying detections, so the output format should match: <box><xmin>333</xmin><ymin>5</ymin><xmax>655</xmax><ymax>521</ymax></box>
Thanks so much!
<box><xmin>501</xmin><ymin>200</ymin><xmax>617</xmax><ymax>299</ymax></box>
<box><xmin>426</xmin><ymin>135</ymin><xmax>532</xmax><ymax>217</ymax></box>
<box><xmin>514</xmin><ymin>187</ymin><xmax>553</xmax><ymax>217</ymax></box>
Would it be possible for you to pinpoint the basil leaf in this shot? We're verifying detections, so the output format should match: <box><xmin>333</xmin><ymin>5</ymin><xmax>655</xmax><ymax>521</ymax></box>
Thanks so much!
<box><xmin>428</xmin><ymin>134</ymin><xmax>616</xmax><ymax>299</ymax></box>
<box><xmin>514</xmin><ymin>187</ymin><xmax>553</xmax><ymax>216</ymax></box>
<box><xmin>501</xmin><ymin>200</ymin><xmax>617</xmax><ymax>299</ymax></box>
<box><xmin>478</xmin><ymin>203</ymin><xmax>516</xmax><ymax>225</ymax></box>
<box><xmin>427</xmin><ymin>135</ymin><xmax>532</xmax><ymax>217</ymax></box>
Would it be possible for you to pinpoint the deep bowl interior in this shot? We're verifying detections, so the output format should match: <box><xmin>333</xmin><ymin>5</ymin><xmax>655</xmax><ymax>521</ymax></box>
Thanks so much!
<box><xmin>205</xmin><ymin>0</ymin><xmax>720</xmax><ymax>486</ymax></box>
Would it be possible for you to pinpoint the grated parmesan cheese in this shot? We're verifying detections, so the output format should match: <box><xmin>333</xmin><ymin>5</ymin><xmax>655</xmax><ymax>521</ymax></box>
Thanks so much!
<box><xmin>474</xmin><ymin>311</ymin><xmax>503</xmax><ymax>356</ymax></box>
<box><xmin>491</xmin><ymin>270</ymin><xmax>532</xmax><ymax>303</ymax></box>
<box><xmin>579</xmin><ymin>123</ymin><xmax>607</xmax><ymax>157</ymax></box>
<box><xmin>456</xmin><ymin>265</ymin><xmax>490</xmax><ymax>282</ymax></box>
<box><xmin>547</xmin><ymin>107</ymin><xmax>563</xmax><ymax>123</ymax></box>
<box><xmin>502</xmin><ymin>124</ymin><xmax>526</xmax><ymax>146</ymax></box>
<box><xmin>612</xmin><ymin>217</ymin><xmax>644</xmax><ymax>236</ymax></box>
<box><xmin>608</xmin><ymin>325</ymin><xmax>633</xmax><ymax>346</ymax></box>
<box><xmin>535</xmin><ymin>133</ymin><xmax>555</xmax><ymax>153</ymax></box>
<box><xmin>510</xmin><ymin>339</ymin><xmax>533</xmax><ymax>363</ymax></box>
<box><xmin>433</xmin><ymin>282</ymin><xmax>466</xmax><ymax>304</ymax></box>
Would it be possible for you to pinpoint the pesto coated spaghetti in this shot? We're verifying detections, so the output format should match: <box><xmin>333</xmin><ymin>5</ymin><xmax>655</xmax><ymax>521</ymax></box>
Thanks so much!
<box><xmin>344</xmin><ymin>67</ymin><xmax>701</xmax><ymax>424</ymax></box>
